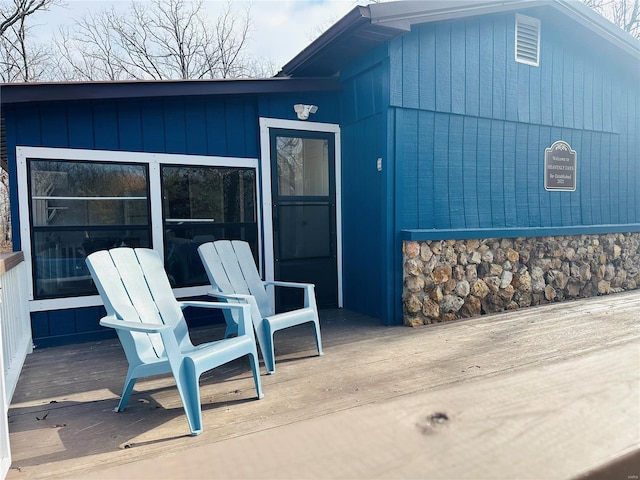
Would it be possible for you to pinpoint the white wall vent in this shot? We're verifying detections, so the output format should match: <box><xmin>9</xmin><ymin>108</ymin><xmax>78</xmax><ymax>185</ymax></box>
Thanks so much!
<box><xmin>515</xmin><ymin>14</ymin><xmax>540</xmax><ymax>66</ymax></box>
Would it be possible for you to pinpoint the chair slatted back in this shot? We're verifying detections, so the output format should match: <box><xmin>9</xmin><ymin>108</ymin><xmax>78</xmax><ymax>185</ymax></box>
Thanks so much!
<box><xmin>231</xmin><ymin>241</ymin><xmax>273</xmax><ymax>317</ymax></box>
<box><xmin>198</xmin><ymin>241</ymin><xmax>274</xmax><ymax>317</ymax></box>
<box><xmin>87</xmin><ymin>248</ymin><xmax>185</xmax><ymax>360</ymax></box>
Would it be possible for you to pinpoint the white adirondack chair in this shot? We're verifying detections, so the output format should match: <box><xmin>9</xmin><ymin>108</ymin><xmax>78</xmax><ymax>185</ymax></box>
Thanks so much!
<box><xmin>85</xmin><ymin>247</ymin><xmax>263</xmax><ymax>436</ymax></box>
<box><xmin>197</xmin><ymin>240</ymin><xmax>323</xmax><ymax>374</ymax></box>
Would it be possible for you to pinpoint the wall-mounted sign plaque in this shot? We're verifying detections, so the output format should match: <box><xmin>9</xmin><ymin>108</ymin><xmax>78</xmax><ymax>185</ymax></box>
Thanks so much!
<box><xmin>544</xmin><ymin>141</ymin><xmax>576</xmax><ymax>191</ymax></box>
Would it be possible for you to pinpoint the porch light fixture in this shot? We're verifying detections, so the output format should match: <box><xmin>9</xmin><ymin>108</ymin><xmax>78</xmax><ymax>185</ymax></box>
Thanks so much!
<box><xmin>294</xmin><ymin>104</ymin><xmax>318</xmax><ymax>120</ymax></box>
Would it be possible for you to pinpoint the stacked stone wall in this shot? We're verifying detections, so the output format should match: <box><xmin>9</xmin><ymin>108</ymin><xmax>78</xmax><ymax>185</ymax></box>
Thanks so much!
<box><xmin>402</xmin><ymin>233</ymin><xmax>640</xmax><ymax>326</ymax></box>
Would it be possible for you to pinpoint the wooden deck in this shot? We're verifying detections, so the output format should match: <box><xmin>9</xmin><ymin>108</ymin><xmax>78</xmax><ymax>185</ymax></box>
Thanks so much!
<box><xmin>6</xmin><ymin>291</ymin><xmax>640</xmax><ymax>479</ymax></box>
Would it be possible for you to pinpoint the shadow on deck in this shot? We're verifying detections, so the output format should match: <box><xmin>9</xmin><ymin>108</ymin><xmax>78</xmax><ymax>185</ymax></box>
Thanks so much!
<box><xmin>7</xmin><ymin>292</ymin><xmax>640</xmax><ymax>479</ymax></box>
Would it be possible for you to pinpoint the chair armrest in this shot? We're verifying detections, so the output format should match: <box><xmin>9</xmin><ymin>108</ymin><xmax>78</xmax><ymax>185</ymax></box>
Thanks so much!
<box><xmin>99</xmin><ymin>316</ymin><xmax>171</xmax><ymax>334</ymax></box>
<box><xmin>204</xmin><ymin>291</ymin><xmax>253</xmax><ymax>302</ymax></box>
<box><xmin>179</xmin><ymin>300</ymin><xmax>252</xmax><ymax>311</ymax></box>
<box><xmin>264</xmin><ymin>280</ymin><xmax>315</xmax><ymax>289</ymax></box>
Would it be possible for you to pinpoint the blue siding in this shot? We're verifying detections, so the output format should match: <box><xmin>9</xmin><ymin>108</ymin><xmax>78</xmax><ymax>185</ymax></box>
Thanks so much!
<box><xmin>6</xmin><ymin>92</ymin><xmax>342</xmax><ymax>343</ymax></box>
<box><xmin>389</xmin><ymin>13</ymin><xmax>639</xmax><ymax>235</ymax></box>
<box><xmin>340</xmin><ymin>56</ymin><xmax>389</xmax><ymax>321</ymax></box>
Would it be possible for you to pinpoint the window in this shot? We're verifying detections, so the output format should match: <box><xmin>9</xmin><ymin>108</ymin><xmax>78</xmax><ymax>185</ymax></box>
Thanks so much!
<box><xmin>17</xmin><ymin>147</ymin><xmax>260</xmax><ymax>309</ymax></box>
<box><xmin>29</xmin><ymin>160</ymin><xmax>151</xmax><ymax>298</ymax></box>
<box><xmin>162</xmin><ymin>165</ymin><xmax>257</xmax><ymax>287</ymax></box>
<box><xmin>515</xmin><ymin>14</ymin><xmax>540</xmax><ymax>66</ymax></box>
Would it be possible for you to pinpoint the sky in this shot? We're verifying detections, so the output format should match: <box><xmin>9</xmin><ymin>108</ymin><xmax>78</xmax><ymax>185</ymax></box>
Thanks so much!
<box><xmin>31</xmin><ymin>0</ymin><xmax>366</xmax><ymax>73</ymax></box>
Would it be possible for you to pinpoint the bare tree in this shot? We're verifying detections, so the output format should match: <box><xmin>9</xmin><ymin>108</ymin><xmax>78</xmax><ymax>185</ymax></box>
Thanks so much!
<box><xmin>52</xmin><ymin>0</ymin><xmax>257</xmax><ymax>81</ymax></box>
<box><xmin>583</xmin><ymin>0</ymin><xmax>640</xmax><ymax>38</ymax></box>
<box><xmin>0</xmin><ymin>0</ymin><xmax>56</xmax><ymax>81</ymax></box>
<box><xmin>0</xmin><ymin>0</ymin><xmax>54</xmax><ymax>36</ymax></box>
<box><xmin>0</xmin><ymin>13</ymin><xmax>51</xmax><ymax>81</ymax></box>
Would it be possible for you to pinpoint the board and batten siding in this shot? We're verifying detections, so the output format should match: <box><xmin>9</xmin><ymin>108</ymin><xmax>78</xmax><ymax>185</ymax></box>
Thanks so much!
<box><xmin>339</xmin><ymin>45</ymin><xmax>391</xmax><ymax>320</ymax></box>
<box><xmin>5</xmin><ymin>92</ymin><xmax>341</xmax><ymax>346</ymax></box>
<box><xmin>389</xmin><ymin>13</ymin><xmax>639</xmax><ymax>232</ymax></box>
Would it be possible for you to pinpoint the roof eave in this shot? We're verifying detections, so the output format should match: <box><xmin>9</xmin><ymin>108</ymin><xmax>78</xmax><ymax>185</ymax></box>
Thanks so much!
<box><xmin>0</xmin><ymin>77</ymin><xmax>342</xmax><ymax>104</ymax></box>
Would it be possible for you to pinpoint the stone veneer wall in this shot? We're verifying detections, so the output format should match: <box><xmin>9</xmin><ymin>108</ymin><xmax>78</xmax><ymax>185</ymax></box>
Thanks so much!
<box><xmin>402</xmin><ymin>233</ymin><xmax>640</xmax><ymax>326</ymax></box>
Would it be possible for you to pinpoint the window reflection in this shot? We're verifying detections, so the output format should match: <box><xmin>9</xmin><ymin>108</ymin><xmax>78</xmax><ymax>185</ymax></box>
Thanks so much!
<box><xmin>277</xmin><ymin>137</ymin><xmax>329</xmax><ymax>196</ymax></box>
<box><xmin>161</xmin><ymin>166</ymin><xmax>258</xmax><ymax>287</ymax></box>
<box><xmin>29</xmin><ymin>160</ymin><xmax>151</xmax><ymax>299</ymax></box>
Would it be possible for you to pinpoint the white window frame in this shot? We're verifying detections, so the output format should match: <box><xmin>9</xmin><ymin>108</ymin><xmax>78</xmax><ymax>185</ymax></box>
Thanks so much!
<box><xmin>259</xmin><ymin>117</ymin><xmax>343</xmax><ymax>308</ymax></box>
<box><xmin>16</xmin><ymin>146</ymin><xmax>261</xmax><ymax>312</ymax></box>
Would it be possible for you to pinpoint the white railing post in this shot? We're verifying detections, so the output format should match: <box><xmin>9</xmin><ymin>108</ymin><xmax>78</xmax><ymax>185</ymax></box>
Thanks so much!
<box><xmin>0</xmin><ymin>252</ymin><xmax>33</xmax><ymax>479</ymax></box>
<box><xmin>0</xmin><ymin>312</ymin><xmax>11</xmax><ymax>480</ymax></box>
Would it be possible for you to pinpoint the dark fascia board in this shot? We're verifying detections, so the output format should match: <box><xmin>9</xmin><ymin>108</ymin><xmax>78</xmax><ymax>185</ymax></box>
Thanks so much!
<box><xmin>276</xmin><ymin>6</ymin><xmax>389</xmax><ymax>77</ymax></box>
<box><xmin>279</xmin><ymin>0</ymin><xmax>639</xmax><ymax>78</ymax></box>
<box><xmin>0</xmin><ymin>77</ymin><xmax>341</xmax><ymax>105</ymax></box>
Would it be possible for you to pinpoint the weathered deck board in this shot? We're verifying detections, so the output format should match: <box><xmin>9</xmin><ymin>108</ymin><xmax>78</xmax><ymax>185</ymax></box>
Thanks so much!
<box><xmin>7</xmin><ymin>291</ymin><xmax>640</xmax><ymax>479</ymax></box>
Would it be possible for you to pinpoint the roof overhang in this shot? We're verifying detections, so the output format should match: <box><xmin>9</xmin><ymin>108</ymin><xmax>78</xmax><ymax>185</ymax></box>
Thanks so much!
<box><xmin>278</xmin><ymin>0</ymin><xmax>640</xmax><ymax>78</ymax></box>
<box><xmin>0</xmin><ymin>77</ymin><xmax>341</xmax><ymax>105</ymax></box>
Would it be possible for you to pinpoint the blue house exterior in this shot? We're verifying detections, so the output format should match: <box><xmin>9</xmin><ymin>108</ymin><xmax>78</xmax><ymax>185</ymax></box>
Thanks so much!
<box><xmin>1</xmin><ymin>0</ymin><xmax>639</xmax><ymax>346</ymax></box>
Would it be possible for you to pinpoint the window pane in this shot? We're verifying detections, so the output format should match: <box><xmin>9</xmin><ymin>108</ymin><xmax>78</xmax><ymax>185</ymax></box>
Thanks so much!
<box><xmin>277</xmin><ymin>137</ymin><xmax>328</xmax><ymax>196</ymax></box>
<box><xmin>161</xmin><ymin>165</ymin><xmax>258</xmax><ymax>287</ymax></box>
<box><xmin>33</xmin><ymin>229</ymin><xmax>150</xmax><ymax>299</ymax></box>
<box><xmin>28</xmin><ymin>159</ymin><xmax>151</xmax><ymax>299</ymax></box>
<box><xmin>30</xmin><ymin>161</ymin><xmax>149</xmax><ymax>227</ymax></box>
<box><xmin>277</xmin><ymin>204</ymin><xmax>330</xmax><ymax>260</ymax></box>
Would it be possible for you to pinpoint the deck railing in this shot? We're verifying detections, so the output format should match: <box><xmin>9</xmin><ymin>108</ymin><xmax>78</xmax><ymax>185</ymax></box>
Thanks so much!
<box><xmin>0</xmin><ymin>252</ymin><xmax>32</xmax><ymax>480</ymax></box>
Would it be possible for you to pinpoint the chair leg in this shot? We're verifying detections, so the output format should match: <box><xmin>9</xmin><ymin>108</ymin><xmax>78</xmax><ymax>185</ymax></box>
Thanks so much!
<box><xmin>116</xmin><ymin>373</ymin><xmax>137</xmax><ymax>412</ymax></box>
<box><xmin>263</xmin><ymin>323</ymin><xmax>276</xmax><ymax>374</ymax></box>
<box><xmin>248</xmin><ymin>351</ymin><xmax>264</xmax><ymax>399</ymax></box>
<box><xmin>313</xmin><ymin>318</ymin><xmax>323</xmax><ymax>356</ymax></box>
<box><xmin>174</xmin><ymin>360</ymin><xmax>203</xmax><ymax>436</ymax></box>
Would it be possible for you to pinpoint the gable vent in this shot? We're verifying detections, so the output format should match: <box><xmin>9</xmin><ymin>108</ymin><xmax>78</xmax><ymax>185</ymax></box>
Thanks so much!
<box><xmin>515</xmin><ymin>14</ymin><xmax>540</xmax><ymax>66</ymax></box>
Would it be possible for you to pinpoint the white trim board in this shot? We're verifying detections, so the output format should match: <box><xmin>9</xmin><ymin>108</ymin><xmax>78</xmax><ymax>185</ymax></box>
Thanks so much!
<box><xmin>16</xmin><ymin>146</ymin><xmax>260</xmax><ymax>312</ymax></box>
<box><xmin>258</xmin><ymin>118</ymin><xmax>343</xmax><ymax>308</ymax></box>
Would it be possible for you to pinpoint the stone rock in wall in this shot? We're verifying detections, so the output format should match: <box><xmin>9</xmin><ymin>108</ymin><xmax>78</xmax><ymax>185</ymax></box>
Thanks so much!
<box><xmin>566</xmin><ymin>277</ymin><xmax>582</xmax><ymax>297</ymax></box>
<box><xmin>604</xmin><ymin>264</ymin><xmax>615</xmax><ymax>281</ymax></box>
<box><xmin>490</xmin><ymin>264</ymin><xmax>504</xmax><ymax>276</ymax></box>
<box><xmin>514</xmin><ymin>291</ymin><xmax>532</xmax><ymax>307</ymax></box>
<box><xmin>453</xmin><ymin>265</ymin><xmax>465</xmax><ymax>281</ymax></box>
<box><xmin>498</xmin><ymin>284</ymin><xmax>515</xmax><ymax>302</ymax></box>
<box><xmin>598</xmin><ymin>280</ymin><xmax>611</xmax><ymax>295</ymax></box>
<box><xmin>442</xmin><ymin>294</ymin><xmax>464</xmax><ymax>313</ymax></box>
<box><xmin>506</xmin><ymin>248</ymin><xmax>520</xmax><ymax>263</ymax></box>
<box><xmin>481</xmin><ymin>249</ymin><xmax>494</xmax><ymax>263</ymax></box>
<box><xmin>405</xmin><ymin>259</ymin><xmax>422</xmax><ymax>276</ymax></box>
<box><xmin>471</xmin><ymin>279</ymin><xmax>490</xmax><ymax>298</ymax></box>
<box><xmin>455</xmin><ymin>280</ymin><xmax>471</xmax><ymax>297</ymax></box>
<box><xmin>431</xmin><ymin>241</ymin><xmax>444</xmax><ymax>255</ymax></box>
<box><xmin>443</xmin><ymin>278</ymin><xmax>457</xmax><ymax>295</ymax></box>
<box><xmin>478</xmin><ymin>262</ymin><xmax>491</xmax><ymax>277</ymax></box>
<box><xmin>500</xmin><ymin>271</ymin><xmax>513</xmax><ymax>289</ymax></box>
<box><xmin>404</xmin><ymin>294</ymin><xmax>422</xmax><ymax>314</ymax></box>
<box><xmin>544</xmin><ymin>285</ymin><xmax>557</xmax><ymax>301</ymax></box>
<box><xmin>466</xmin><ymin>265</ymin><xmax>478</xmax><ymax>282</ymax></box>
<box><xmin>405</xmin><ymin>315</ymin><xmax>424</xmax><ymax>327</ymax></box>
<box><xmin>405</xmin><ymin>241</ymin><xmax>420</xmax><ymax>258</ymax></box>
<box><xmin>481</xmin><ymin>294</ymin><xmax>504</xmax><ymax>313</ymax></box>
<box><xmin>428</xmin><ymin>285</ymin><xmax>444</xmax><ymax>302</ymax></box>
<box><xmin>422</xmin><ymin>298</ymin><xmax>440</xmax><ymax>319</ymax></box>
<box><xmin>459</xmin><ymin>295</ymin><xmax>482</xmax><ymax>317</ymax></box>
<box><xmin>420</xmin><ymin>243</ymin><xmax>433</xmax><ymax>262</ymax></box>
<box><xmin>546</xmin><ymin>270</ymin><xmax>568</xmax><ymax>290</ymax></box>
<box><xmin>432</xmin><ymin>265</ymin><xmax>452</xmax><ymax>284</ymax></box>
<box><xmin>405</xmin><ymin>275</ymin><xmax>424</xmax><ymax>293</ymax></box>
<box><xmin>515</xmin><ymin>270</ymin><xmax>532</xmax><ymax>292</ymax></box>
<box><xmin>531</xmin><ymin>267</ymin><xmax>545</xmax><ymax>293</ymax></box>
<box><xmin>484</xmin><ymin>276</ymin><xmax>501</xmax><ymax>294</ymax></box>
